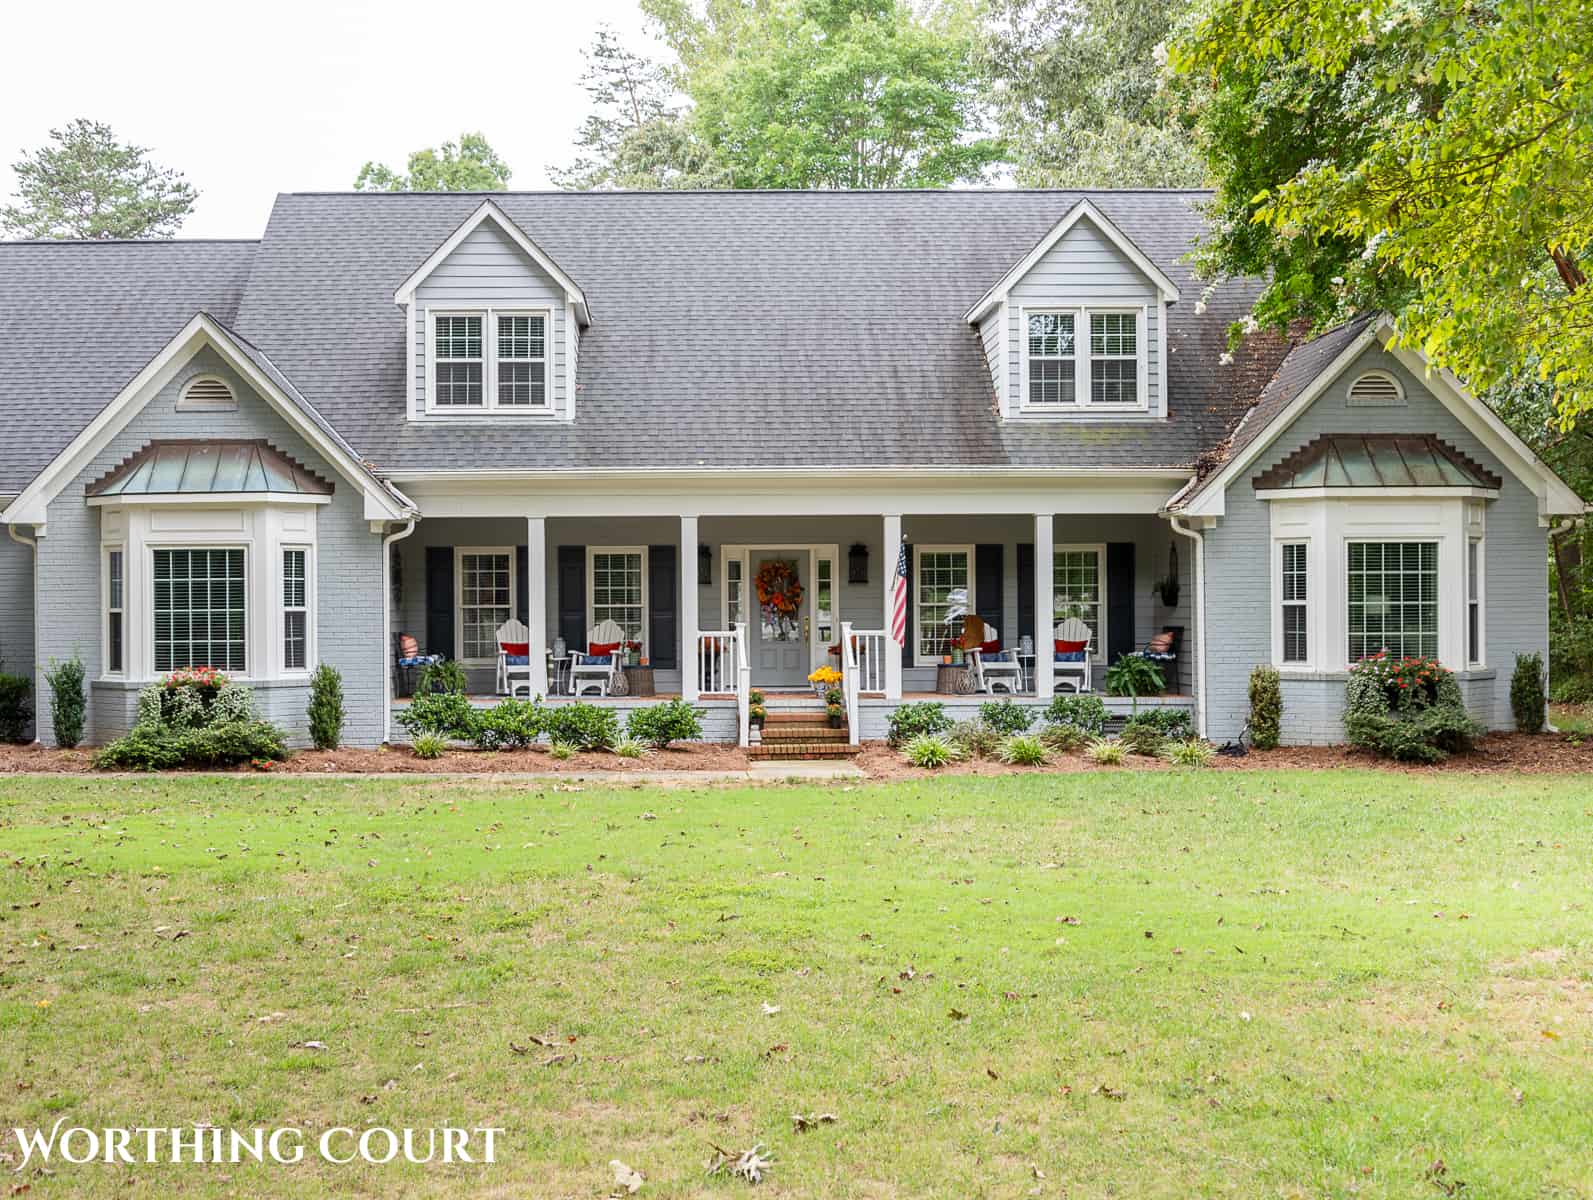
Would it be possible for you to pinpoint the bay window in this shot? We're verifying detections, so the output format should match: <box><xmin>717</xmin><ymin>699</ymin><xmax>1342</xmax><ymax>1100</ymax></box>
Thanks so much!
<box><xmin>1280</xmin><ymin>543</ymin><xmax>1308</xmax><ymax>664</ymax></box>
<box><xmin>153</xmin><ymin>548</ymin><xmax>247</xmax><ymax>673</ymax></box>
<box><xmin>1347</xmin><ymin>541</ymin><xmax>1438</xmax><ymax>661</ymax></box>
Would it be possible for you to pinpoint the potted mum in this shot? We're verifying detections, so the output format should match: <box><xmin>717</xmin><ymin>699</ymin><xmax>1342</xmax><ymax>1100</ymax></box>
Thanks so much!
<box><xmin>825</xmin><ymin>701</ymin><xmax>844</xmax><ymax>729</ymax></box>
<box><xmin>808</xmin><ymin>665</ymin><xmax>842</xmax><ymax>697</ymax></box>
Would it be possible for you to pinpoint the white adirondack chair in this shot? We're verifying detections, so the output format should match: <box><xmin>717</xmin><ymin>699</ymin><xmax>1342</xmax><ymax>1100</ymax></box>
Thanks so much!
<box><xmin>1053</xmin><ymin>617</ymin><xmax>1094</xmax><ymax>695</ymax></box>
<box><xmin>967</xmin><ymin>622</ymin><xmax>1022</xmax><ymax>695</ymax></box>
<box><xmin>570</xmin><ymin>619</ymin><xmax>627</xmax><ymax>697</ymax></box>
<box><xmin>496</xmin><ymin>618</ymin><xmax>533</xmax><ymax>698</ymax></box>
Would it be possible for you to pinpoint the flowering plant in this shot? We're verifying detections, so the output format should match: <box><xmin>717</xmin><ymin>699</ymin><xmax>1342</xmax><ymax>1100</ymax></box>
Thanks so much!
<box><xmin>807</xmin><ymin>666</ymin><xmax>842</xmax><ymax>685</ymax></box>
<box><xmin>249</xmin><ymin>757</ymin><xmax>278</xmax><ymax>772</ymax></box>
<box><xmin>163</xmin><ymin>666</ymin><xmax>228</xmax><ymax>691</ymax></box>
<box><xmin>1349</xmin><ymin>652</ymin><xmax>1450</xmax><ymax>709</ymax></box>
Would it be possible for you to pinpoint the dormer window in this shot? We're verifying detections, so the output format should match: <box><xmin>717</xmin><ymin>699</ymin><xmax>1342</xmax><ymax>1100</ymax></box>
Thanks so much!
<box><xmin>1021</xmin><ymin>306</ymin><xmax>1148</xmax><ymax>413</ymax></box>
<box><xmin>427</xmin><ymin>309</ymin><xmax>551</xmax><ymax>414</ymax></box>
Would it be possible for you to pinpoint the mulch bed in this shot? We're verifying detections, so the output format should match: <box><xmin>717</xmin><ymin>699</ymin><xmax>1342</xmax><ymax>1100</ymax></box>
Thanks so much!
<box><xmin>1</xmin><ymin>732</ymin><xmax>1589</xmax><ymax>779</ymax></box>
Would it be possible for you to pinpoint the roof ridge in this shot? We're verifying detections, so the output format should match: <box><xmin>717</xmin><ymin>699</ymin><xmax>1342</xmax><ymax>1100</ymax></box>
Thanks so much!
<box><xmin>0</xmin><ymin>238</ymin><xmax>260</xmax><ymax>246</ymax></box>
<box><xmin>277</xmin><ymin>187</ymin><xmax>1217</xmax><ymax>198</ymax></box>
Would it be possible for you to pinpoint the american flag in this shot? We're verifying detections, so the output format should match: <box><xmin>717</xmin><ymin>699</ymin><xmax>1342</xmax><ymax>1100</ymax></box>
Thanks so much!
<box><xmin>889</xmin><ymin>540</ymin><xmax>909</xmax><ymax>647</ymax></box>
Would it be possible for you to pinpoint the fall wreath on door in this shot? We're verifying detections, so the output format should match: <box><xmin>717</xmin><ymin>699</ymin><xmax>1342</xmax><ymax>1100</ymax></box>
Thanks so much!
<box><xmin>755</xmin><ymin>560</ymin><xmax>804</xmax><ymax>638</ymax></box>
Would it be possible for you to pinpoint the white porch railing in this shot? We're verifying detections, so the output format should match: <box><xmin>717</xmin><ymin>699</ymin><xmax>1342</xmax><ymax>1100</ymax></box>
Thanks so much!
<box><xmin>696</xmin><ymin>623</ymin><xmax>751</xmax><ymax>748</ymax></box>
<box><xmin>851</xmin><ymin>629</ymin><xmax>888</xmax><ymax>695</ymax></box>
<box><xmin>839</xmin><ymin>621</ymin><xmax>861</xmax><ymax>746</ymax></box>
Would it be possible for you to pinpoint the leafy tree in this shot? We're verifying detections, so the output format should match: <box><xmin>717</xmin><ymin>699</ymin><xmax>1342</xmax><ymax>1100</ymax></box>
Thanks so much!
<box><xmin>1172</xmin><ymin>0</ymin><xmax>1593</xmax><ymax>424</ymax></box>
<box><xmin>1</xmin><ymin>119</ymin><xmax>197</xmax><ymax>240</ymax></box>
<box><xmin>355</xmin><ymin>133</ymin><xmax>511</xmax><ymax>192</ymax></box>
<box><xmin>551</xmin><ymin>25</ymin><xmax>729</xmax><ymax>190</ymax></box>
<box><xmin>978</xmin><ymin>0</ymin><xmax>1206</xmax><ymax>187</ymax></box>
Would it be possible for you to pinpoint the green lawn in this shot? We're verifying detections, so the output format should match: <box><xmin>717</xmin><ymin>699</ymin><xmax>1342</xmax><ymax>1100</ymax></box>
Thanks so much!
<box><xmin>1</xmin><ymin>771</ymin><xmax>1590</xmax><ymax>1198</ymax></box>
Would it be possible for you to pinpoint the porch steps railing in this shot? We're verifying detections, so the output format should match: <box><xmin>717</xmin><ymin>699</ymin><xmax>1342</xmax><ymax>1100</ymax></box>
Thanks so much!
<box><xmin>851</xmin><ymin>629</ymin><xmax>888</xmax><ymax>695</ymax></box>
<box><xmin>694</xmin><ymin>623</ymin><xmax>750</xmax><ymax>747</ymax></box>
<box><xmin>839</xmin><ymin>620</ymin><xmax>861</xmax><ymax>747</ymax></box>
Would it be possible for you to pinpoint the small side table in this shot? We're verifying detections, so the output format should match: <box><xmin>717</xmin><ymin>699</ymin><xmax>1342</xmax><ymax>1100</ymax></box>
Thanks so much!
<box><xmin>622</xmin><ymin>665</ymin><xmax>656</xmax><ymax>697</ymax></box>
<box><xmin>1016</xmin><ymin>651</ymin><xmax>1035</xmax><ymax>694</ymax></box>
<box><xmin>935</xmin><ymin>663</ymin><xmax>976</xmax><ymax>695</ymax></box>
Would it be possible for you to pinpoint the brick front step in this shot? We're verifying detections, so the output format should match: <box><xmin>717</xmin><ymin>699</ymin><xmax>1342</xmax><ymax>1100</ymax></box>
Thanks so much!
<box><xmin>761</xmin><ymin>724</ymin><xmax>850</xmax><ymax>742</ymax></box>
<box><xmin>763</xmin><ymin>712</ymin><xmax>832</xmax><ymax>725</ymax></box>
<box><xmin>749</xmin><ymin>740</ymin><xmax>861</xmax><ymax>760</ymax></box>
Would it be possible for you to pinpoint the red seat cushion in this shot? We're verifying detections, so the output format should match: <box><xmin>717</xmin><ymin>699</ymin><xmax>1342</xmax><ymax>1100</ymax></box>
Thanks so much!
<box><xmin>1055</xmin><ymin>638</ymin><xmax>1088</xmax><ymax>655</ymax></box>
<box><xmin>979</xmin><ymin>638</ymin><xmax>1002</xmax><ymax>653</ymax></box>
<box><xmin>501</xmin><ymin>641</ymin><xmax>529</xmax><ymax>656</ymax></box>
<box><xmin>588</xmin><ymin>641</ymin><xmax>620</xmax><ymax>656</ymax></box>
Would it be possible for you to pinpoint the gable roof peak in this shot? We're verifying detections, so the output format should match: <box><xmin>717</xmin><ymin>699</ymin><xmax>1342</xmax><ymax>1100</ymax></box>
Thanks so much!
<box><xmin>391</xmin><ymin>198</ymin><xmax>591</xmax><ymax>324</ymax></box>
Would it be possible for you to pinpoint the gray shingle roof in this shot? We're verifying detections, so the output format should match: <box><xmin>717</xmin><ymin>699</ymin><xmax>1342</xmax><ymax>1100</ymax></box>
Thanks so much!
<box><xmin>0</xmin><ymin>240</ymin><xmax>257</xmax><ymax>493</ymax></box>
<box><xmin>87</xmin><ymin>438</ymin><xmax>336</xmax><ymax>497</ymax></box>
<box><xmin>233</xmin><ymin>189</ymin><xmax>1274</xmax><ymax>476</ymax></box>
<box><xmin>2</xmin><ymin>191</ymin><xmax>1286</xmax><ymax>493</ymax></box>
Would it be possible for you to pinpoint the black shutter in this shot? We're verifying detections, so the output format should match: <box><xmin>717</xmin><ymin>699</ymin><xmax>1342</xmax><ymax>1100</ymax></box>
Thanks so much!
<box><xmin>1017</xmin><ymin>543</ymin><xmax>1034</xmax><ymax>648</ymax></box>
<box><xmin>1106</xmin><ymin>542</ymin><xmax>1135</xmax><ymax>665</ymax></box>
<box><xmin>975</xmin><ymin>544</ymin><xmax>1004</xmax><ymax>644</ymax></box>
<box><xmin>557</xmin><ymin>546</ymin><xmax>586</xmax><ymax>650</ymax></box>
<box><xmin>902</xmin><ymin>544</ymin><xmax>915</xmax><ymax>668</ymax></box>
<box><xmin>424</xmin><ymin>546</ymin><xmax>454</xmax><ymax>659</ymax></box>
<box><xmin>648</xmin><ymin>543</ymin><xmax>678</xmax><ymax>669</ymax></box>
<box><xmin>515</xmin><ymin>545</ymin><xmax>530</xmax><ymax>626</ymax></box>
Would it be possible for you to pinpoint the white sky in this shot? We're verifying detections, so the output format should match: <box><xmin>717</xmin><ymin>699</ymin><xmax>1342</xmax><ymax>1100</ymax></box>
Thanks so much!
<box><xmin>0</xmin><ymin>0</ymin><xmax>656</xmax><ymax>238</ymax></box>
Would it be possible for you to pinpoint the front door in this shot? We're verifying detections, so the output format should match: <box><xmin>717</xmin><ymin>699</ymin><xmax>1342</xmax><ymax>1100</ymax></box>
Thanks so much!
<box><xmin>751</xmin><ymin>552</ymin><xmax>810</xmax><ymax>687</ymax></box>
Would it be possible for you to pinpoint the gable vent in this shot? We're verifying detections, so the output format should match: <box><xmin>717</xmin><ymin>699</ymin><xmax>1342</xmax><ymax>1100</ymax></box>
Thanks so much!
<box><xmin>178</xmin><ymin>376</ymin><xmax>237</xmax><ymax>411</ymax></box>
<box><xmin>1346</xmin><ymin>370</ymin><xmax>1404</xmax><ymax>407</ymax></box>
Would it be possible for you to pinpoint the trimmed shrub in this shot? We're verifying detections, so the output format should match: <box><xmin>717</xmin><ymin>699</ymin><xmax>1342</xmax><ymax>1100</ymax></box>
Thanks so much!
<box><xmin>887</xmin><ymin>701</ymin><xmax>952</xmax><ymax>747</ymax></box>
<box><xmin>412</xmin><ymin>733</ymin><xmax>447</xmax><ymax>760</ymax></box>
<box><xmin>978</xmin><ymin>698</ymin><xmax>1035</xmax><ymax>736</ymax></box>
<box><xmin>948</xmin><ymin>719</ymin><xmax>1000</xmax><ymax>759</ymax></box>
<box><xmin>1511</xmin><ymin>652</ymin><xmax>1546</xmax><ymax>734</ymax></box>
<box><xmin>1248</xmin><ymin>666</ymin><xmax>1282</xmax><ymax>750</ymax></box>
<box><xmin>1040</xmin><ymin>722</ymin><xmax>1090</xmax><ymax>753</ymax></box>
<box><xmin>902</xmin><ymin>733</ymin><xmax>958</xmax><ymax>769</ymax></box>
<box><xmin>307</xmin><ymin>664</ymin><xmax>345</xmax><ymax>750</ymax></box>
<box><xmin>1123</xmin><ymin>708</ymin><xmax>1191</xmax><ymax>738</ymax></box>
<box><xmin>614</xmin><ymin>737</ymin><xmax>651</xmax><ymax>759</ymax></box>
<box><xmin>396</xmin><ymin>692</ymin><xmax>478</xmax><ymax>740</ymax></box>
<box><xmin>1118</xmin><ymin>721</ymin><xmax>1166</xmax><ymax>757</ymax></box>
<box><xmin>1344</xmin><ymin>670</ymin><xmax>1389</xmax><ymax>719</ymax></box>
<box><xmin>95</xmin><ymin>675</ymin><xmax>288</xmax><ymax>771</ymax></box>
<box><xmin>627</xmin><ymin>699</ymin><xmax>703</xmax><ymax>748</ymax></box>
<box><xmin>544</xmin><ymin>702</ymin><xmax>619</xmax><ymax>750</ymax></box>
<box><xmin>0</xmin><ymin>672</ymin><xmax>32</xmax><ymax>743</ymax></box>
<box><xmin>1044</xmin><ymin>694</ymin><xmax>1109</xmax><ymax>736</ymax></box>
<box><xmin>472</xmin><ymin>699</ymin><xmax>544</xmax><ymax>750</ymax></box>
<box><xmin>1087</xmin><ymin>737</ymin><xmax>1125</xmax><ymax>765</ymax></box>
<box><xmin>1164</xmin><ymin>738</ymin><xmax>1216</xmax><ymax>768</ymax></box>
<box><xmin>1343</xmin><ymin>653</ymin><xmax>1483</xmax><ymax>762</ymax></box>
<box><xmin>999</xmin><ymin>733</ymin><xmax>1049</xmax><ymax>766</ymax></box>
<box><xmin>416</xmin><ymin>659</ymin><xmax>467</xmax><ymax>697</ymax></box>
<box><xmin>45</xmin><ymin>656</ymin><xmax>85</xmax><ymax>749</ymax></box>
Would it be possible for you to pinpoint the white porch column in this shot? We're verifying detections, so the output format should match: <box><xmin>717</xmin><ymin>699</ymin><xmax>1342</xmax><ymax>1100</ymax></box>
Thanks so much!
<box><xmin>883</xmin><ymin>513</ymin><xmax>903</xmax><ymax>700</ymax></box>
<box><xmin>1034</xmin><ymin>512</ymin><xmax>1054</xmax><ymax>699</ymax></box>
<box><xmin>526</xmin><ymin>517</ymin><xmax>549</xmax><ymax>698</ymax></box>
<box><xmin>680</xmin><ymin>514</ymin><xmax>700</xmax><ymax>702</ymax></box>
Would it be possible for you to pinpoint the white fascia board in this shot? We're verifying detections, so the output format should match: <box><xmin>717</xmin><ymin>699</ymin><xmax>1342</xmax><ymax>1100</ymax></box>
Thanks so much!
<box><xmin>386</xmin><ymin>465</ymin><xmax>1193</xmax><ymax>484</ymax></box>
<box><xmin>1375</xmin><ymin>318</ymin><xmax>1584</xmax><ymax>517</ymax></box>
<box><xmin>0</xmin><ymin>314</ymin><xmax>410</xmax><ymax>527</ymax></box>
<box><xmin>1255</xmin><ymin>486</ymin><xmax>1499</xmax><ymax>502</ymax></box>
<box><xmin>963</xmin><ymin>200</ymin><xmax>1181</xmax><ymax>324</ymax></box>
<box><xmin>87</xmin><ymin>492</ymin><xmax>333</xmax><ymax>508</ymax></box>
<box><xmin>1179</xmin><ymin>322</ymin><xmax>1385</xmax><ymax>519</ymax></box>
<box><xmin>391</xmin><ymin>199</ymin><xmax>591</xmax><ymax>326</ymax></box>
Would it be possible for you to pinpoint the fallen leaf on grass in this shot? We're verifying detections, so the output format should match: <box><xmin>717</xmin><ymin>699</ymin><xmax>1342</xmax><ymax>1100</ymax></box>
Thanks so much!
<box><xmin>1091</xmin><ymin>1084</ymin><xmax>1126</xmax><ymax>1101</ymax></box>
<box><xmin>761</xmin><ymin>1003</ymin><xmax>781</xmax><ymax>1016</ymax></box>
<box><xmin>947</xmin><ymin>1008</ymin><xmax>968</xmax><ymax>1022</ymax></box>
<box><xmin>763</xmin><ymin>1044</ymin><xmax>788</xmax><ymax>1059</ymax></box>
<box><xmin>609</xmin><ymin>1159</ymin><xmax>644</xmax><ymax>1194</ymax></box>
<box><xmin>986</xmin><ymin>1067</ymin><xmax>999</xmax><ymax>1081</ymax></box>
<box><xmin>791</xmin><ymin>1112</ymin><xmax>836</xmax><ymax>1133</ymax></box>
<box><xmin>543</xmin><ymin>1053</ymin><xmax>579</xmax><ymax>1067</ymax></box>
<box><xmin>706</xmin><ymin>1144</ymin><xmax>773</xmax><ymax>1184</ymax></box>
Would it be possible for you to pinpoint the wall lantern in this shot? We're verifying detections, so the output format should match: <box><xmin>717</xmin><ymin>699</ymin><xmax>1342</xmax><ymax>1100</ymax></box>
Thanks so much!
<box><xmin>848</xmin><ymin>542</ymin><xmax>869</xmax><ymax>585</ymax></box>
<box><xmin>698</xmin><ymin>543</ymin><xmax>713</xmax><ymax>586</ymax></box>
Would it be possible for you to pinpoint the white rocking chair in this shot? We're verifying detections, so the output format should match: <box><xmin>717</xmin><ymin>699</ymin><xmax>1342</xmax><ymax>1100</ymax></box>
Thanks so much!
<box><xmin>966</xmin><ymin>621</ymin><xmax>1022</xmax><ymax>695</ymax></box>
<box><xmin>569</xmin><ymin>619</ymin><xmax>626</xmax><ymax>697</ymax></box>
<box><xmin>495</xmin><ymin>618</ymin><xmax>533</xmax><ymax>699</ymax></box>
<box><xmin>1053</xmin><ymin>617</ymin><xmax>1094</xmax><ymax>695</ymax></box>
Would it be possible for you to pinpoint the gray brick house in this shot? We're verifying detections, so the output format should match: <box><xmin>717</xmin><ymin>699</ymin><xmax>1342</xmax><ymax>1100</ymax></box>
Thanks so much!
<box><xmin>0</xmin><ymin>191</ymin><xmax>1582</xmax><ymax>748</ymax></box>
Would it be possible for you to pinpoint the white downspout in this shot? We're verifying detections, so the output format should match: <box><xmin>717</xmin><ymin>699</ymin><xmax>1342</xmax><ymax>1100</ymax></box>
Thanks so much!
<box><xmin>1167</xmin><ymin>515</ymin><xmax>1207</xmax><ymax>740</ymax></box>
<box><xmin>7</xmin><ymin>523</ymin><xmax>39</xmax><ymax>745</ymax></box>
<box><xmin>381</xmin><ymin>519</ymin><xmax>417</xmax><ymax>746</ymax></box>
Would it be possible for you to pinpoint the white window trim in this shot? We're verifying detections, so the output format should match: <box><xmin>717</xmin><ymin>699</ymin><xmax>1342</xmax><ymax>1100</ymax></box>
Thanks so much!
<box><xmin>279</xmin><ymin>545</ymin><xmax>314</xmax><ymax>675</ymax></box>
<box><xmin>148</xmin><ymin>543</ymin><xmax>251</xmax><ymax>677</ymax></box>
<box><xmin>455</xmin><ymin>545</ymin><xmax>517</xmax><ymax>666</ymax></box>
<box><xmin>586</xmin><ymin>545</ymin><xmax>649</xmax><ymax>657</ymax></box>
<box><xmin>1267</xmin><ymin>496</ymin><xmax>1473</xmax><ymax>671</ymax></box>
<box><xmin>1467</xmin><ymin>536</ymin><xmax>1486</xmax><ymax>667</ymax></box>
<box><xmin>424</xmin><ymin>308</ymin><xmax>554</xmax><ymax>416</ymax></box>
<box><xmin>103</xmin><ymin>545</ymin><xmax>125</xmax><ymax>677</ymax></box>
<box><xmin>1271</xmin><ymin>539</ymin><xmax>1312</xmax><ymax>669</ymax></box>
<box><xmin>1053</xmin><ymin>543</ymin><xmax>1108</xmax><ymax>664</ymax></box>
<box><xmin>913</xmin><ymin>544</ymin><xmax>974</xmax><ymax>663</ymax></box>
<box><xmin>1018</xmin><ymin>304</ymin><xmax>1150</xmax><ymax>416</ymax></box>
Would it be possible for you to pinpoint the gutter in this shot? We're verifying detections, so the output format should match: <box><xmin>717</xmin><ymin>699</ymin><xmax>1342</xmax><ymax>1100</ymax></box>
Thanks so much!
<box><xmin>380</xmin><ymin>520</ymin><xmax>417</xmax><ymax>746</ymax></box>
<box><xmin>7</xmin><ymin>523</ymin><xmax>39</xmax><ymax>744</ymax></box>
<box><xmin>387</xmin><ymin>465</ymin><xmax>1197</xmax><ymax>485</ymax></box>
<box><xmin>1166</xmin><ymin>515</ymin><xmax>1207</xmax><ymax>739</ymax></box>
